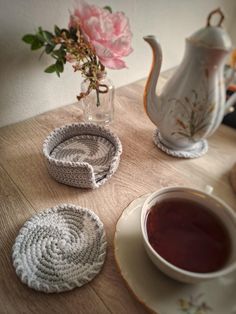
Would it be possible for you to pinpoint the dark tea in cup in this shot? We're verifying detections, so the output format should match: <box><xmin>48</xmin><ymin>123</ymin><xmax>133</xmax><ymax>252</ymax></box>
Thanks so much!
<box><xmin>146</xmin><ymin>198</ymin><xmax>232</xmax><ymax>273</ymax></box>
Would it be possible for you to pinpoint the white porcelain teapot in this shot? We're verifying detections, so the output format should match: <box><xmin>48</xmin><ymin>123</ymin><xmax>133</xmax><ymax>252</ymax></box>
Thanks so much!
<box><xmin>144</xmin><ymin>9</ymin><xmax>236</xmax><ymax>157</ymax></box>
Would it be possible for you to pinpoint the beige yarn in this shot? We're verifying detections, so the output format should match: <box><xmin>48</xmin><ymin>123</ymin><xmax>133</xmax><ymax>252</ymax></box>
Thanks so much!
<box><xmin>12</xmin><ymin>204</ymin><xmax>107</xmax><ymax>293</ymax></box>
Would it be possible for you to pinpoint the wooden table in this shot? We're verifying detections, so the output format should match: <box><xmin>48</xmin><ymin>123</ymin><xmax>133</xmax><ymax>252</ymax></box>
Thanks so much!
<box><xmin>0</xmin><ymin>70</ymin><xmax>236</xmax><ymax>314</ymax></box>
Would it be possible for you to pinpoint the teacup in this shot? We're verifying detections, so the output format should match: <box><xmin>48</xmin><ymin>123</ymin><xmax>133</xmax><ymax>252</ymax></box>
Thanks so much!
<box><xmin>141</xmin><ymin>187</ymin><xmax>236</xmax><ymax>284</ymax></box>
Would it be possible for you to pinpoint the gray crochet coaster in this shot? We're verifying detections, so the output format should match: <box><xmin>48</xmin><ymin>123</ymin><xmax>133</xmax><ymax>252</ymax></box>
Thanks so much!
<box><xmin>12</xmin><ymin>204</ymin><xmax>107</xmax><ymax>293</ymax></box>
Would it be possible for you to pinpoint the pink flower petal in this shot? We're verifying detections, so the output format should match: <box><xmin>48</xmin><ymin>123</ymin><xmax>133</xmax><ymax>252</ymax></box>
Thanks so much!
<box><xmin>83</xmin><ymin>17</ymin><xmax>102</xmax><ymax>41</ymax></box>
<box><xmin>92</xmin><ymin>40</ymin><xmax>115</xmax><ymax>59</ymax></box>
<box><xmin>107</xmin><ymin>36</ymin><xmax>133</xmax><ymax>57</ymax></box>
<box><xmin>112</xmin><ymin>12</ymin><xmax>129</xmax><ymax>35</ymax></box>
<box><xmin>99</xmin><ymin>57</ymin><xmax>127</xmax><ymax>69</ymax></box>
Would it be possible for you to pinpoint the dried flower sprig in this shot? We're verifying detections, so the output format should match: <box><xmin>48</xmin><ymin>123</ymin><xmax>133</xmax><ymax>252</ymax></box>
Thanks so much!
<box><xmin>23</xmin><ymin>25</ymin><xmax>107</xmax><ymax>105</ymax></box>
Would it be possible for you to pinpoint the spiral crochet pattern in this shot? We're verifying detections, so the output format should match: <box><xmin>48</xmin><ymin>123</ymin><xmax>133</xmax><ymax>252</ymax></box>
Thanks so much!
<box><xmin>51</xmin><ymin>135</ymin><xmax>116</xmax><ymax>181</ymax></box>
<box><xmin>12</xmin><ymin>204</ymin><xmax>107</xmax><ymax>293</ymax></box>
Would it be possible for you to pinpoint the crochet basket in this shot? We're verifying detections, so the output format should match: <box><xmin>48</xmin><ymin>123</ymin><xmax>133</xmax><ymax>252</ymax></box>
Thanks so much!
<box><xmin>43</xmin><ymin>123</ymin><xmax>122</xmax><ymax>188</ymax></box>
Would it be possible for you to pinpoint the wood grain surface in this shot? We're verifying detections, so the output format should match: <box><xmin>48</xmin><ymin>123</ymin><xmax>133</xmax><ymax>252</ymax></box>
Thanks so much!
<box><xmin>0</xmin><ymin>70</ymin><xmax>236</xmax><ymax>314</ymax></box>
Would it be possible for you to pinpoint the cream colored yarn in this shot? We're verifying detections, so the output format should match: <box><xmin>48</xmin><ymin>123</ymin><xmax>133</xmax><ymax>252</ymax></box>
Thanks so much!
<box><xmin>12</xmin><ymin>204</ymin><xmax>107</xmax><ymax>293</ymax></box>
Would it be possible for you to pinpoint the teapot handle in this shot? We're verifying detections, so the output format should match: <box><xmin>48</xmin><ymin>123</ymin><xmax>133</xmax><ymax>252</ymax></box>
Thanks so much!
<box><xmin>207</xmin><ymin>8</ymin><xmax>224</xmax><ymax>27</ymax></box>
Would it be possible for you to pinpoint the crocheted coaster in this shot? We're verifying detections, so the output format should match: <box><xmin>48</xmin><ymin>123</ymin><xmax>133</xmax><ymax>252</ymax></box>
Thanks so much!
<box><xmin>12</xmin><ymin>204</ymin><xmax>107</xmax><ymax>293</ymax></box>
<box><xmin>153</xmin><ymin>128</ymin><xmax>208</xmax><ymax>158</ymax></box>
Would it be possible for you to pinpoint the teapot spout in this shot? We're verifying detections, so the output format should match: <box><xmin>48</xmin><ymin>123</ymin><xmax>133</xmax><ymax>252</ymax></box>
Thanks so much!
<box><xmin>143</xmin><ymin>36</ymin><xmax>162</xmax><ymax>126</ymax></box>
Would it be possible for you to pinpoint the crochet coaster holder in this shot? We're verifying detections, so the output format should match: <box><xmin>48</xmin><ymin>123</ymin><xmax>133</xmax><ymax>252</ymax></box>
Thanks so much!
<box><xmin>43</xmin><ymin>123</ymin><xmax>122</xmax><ymax>188</ymax></box>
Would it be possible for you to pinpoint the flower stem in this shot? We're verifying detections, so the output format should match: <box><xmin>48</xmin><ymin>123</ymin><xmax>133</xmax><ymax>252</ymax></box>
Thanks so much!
<box><xmin>96</xmin><ymin>88</ymin><xmax>100</xmax><ymax>107</ymax></box>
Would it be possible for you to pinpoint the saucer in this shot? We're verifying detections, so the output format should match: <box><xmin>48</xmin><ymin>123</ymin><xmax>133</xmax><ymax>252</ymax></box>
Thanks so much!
<box><xmin>114</xmin><ymin>195</ymin><xmax>236</xmax><ymax>314</ymax></box>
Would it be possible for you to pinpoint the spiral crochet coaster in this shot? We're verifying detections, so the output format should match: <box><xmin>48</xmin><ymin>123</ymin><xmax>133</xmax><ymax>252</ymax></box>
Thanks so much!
<box><xmin>12</xmin><ymin>204</ymin><xmax>107</xmax><ymax>293</ymax></box>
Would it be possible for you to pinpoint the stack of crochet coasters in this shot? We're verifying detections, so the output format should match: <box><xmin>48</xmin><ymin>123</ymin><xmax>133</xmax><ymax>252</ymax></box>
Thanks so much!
<box><xmin>12</xmin><ymin>204</ymin><xmax>107</xmax><ymax>293</ymax></box>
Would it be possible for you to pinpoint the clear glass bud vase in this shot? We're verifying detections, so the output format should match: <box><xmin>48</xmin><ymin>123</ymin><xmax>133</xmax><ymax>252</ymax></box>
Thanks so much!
<box><xmin>80</xmin><ymin>72</ymin><xmax>114</xmax><ymax>125</ymax></box>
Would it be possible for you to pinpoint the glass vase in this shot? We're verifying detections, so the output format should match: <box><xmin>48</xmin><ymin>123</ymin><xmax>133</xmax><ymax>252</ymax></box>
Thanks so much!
<box><xmin>80</xmin><ymin>72</ymin><xmax>115</xmax><ymax>125</ymax></box>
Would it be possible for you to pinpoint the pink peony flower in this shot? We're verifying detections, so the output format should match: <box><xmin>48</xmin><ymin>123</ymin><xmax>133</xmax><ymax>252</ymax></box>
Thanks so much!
<box><xmin>69</xmin><ymin>0</ymin><xmax>133</xmax><ymax>69</ymax></box>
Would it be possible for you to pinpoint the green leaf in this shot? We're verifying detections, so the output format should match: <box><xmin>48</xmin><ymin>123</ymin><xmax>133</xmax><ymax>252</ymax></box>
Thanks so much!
<box><xmin>52</xmin><ymin>48</ymin><xmax>66</xmax><ymax>59</ymax></box>
<box><xmin>103</xmin><ymin>6</ymin><xmax>112</xmax><ymax>13</ymax></box>
<box><xmin>36</xmin><ymin>33</ymin><xmax>45</xmax><ymax>43</ymax></box>
<box><xmin>42</xmin><ymin>31</ymin><xmax>54</xmax><ymax>44</ymax></box>
<box><xmin>22</xmin><ymin>34</ymin><xmax>35</xmax><ymax>44</ymax></box>
<box><xmin>54</xmin><ymin>25</ymin><xmax>61</xmax><ymax>36</ymax></box>
<box><xmin>45</xmin><ymin>44</ymin><xmax>55</xmax><ymax>54</ymax></box>
<box><xmin>44</xmin><ymin>64</ymin><xmax>57</xmax><ymax>73</ymax></box>
<box><xmin>56</xmin><ymin>60</ymin><xmax>64</xmax><ymax>73</ymax></box>
<box><xmin>56</xmin><ymin>71</ymin><xmax>60</xmax><ymax>77</ymax></box>
<box><xmin>36</xmin><ymin>27</ymin><xmax>45</xmax><ymax>41</ymax></box>
<box><xmin>31</xmin><ymin>38</ymin><xmax>44</xmax><ymax>50</ymax></box>
<box><xmin>52</xmin><ymin>49</ymin><xmax>62</xmax><ymax>58</ymax></box>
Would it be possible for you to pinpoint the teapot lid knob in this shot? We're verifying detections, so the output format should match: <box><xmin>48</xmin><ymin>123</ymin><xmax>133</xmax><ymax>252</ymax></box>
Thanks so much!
<box><xmin>207</xmin><ymin>8</ymin><xmax>225</xmax><ymax>27</ymax></box>
<box><xmin>187</xmin><ymin>8</ymin><xmax>232</xmax><ymax>51</ymax></box>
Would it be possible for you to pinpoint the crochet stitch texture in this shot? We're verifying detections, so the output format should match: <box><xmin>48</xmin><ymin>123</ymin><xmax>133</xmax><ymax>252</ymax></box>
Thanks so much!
<box><xmin>12</xmin><ymin>204</ymin><xmax>107</xmax><ymax>293</ymax></box>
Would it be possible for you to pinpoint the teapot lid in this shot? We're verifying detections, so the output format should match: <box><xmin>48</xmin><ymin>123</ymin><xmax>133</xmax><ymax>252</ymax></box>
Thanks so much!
<box><xmin>187</xmin><ymin>8</ymin><xmax>232</xmax><ymax>51</ymax></box>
